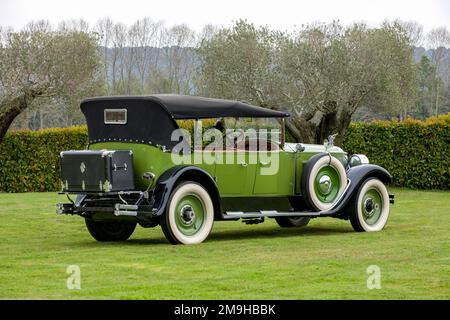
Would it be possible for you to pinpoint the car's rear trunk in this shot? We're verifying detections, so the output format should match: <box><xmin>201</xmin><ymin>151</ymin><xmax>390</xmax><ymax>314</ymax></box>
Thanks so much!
<box><xmin>60</xmin><ymin>150</ymin><xmax>135</xmax><ymax>193</ymax></box>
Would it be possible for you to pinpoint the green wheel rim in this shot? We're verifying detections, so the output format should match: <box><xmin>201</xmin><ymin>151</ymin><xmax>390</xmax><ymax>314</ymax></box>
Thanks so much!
<box><xmin>361</xmin><ymin>187</ymin><xmax>383</xmax><ymax>225</ymax></box>
<box><xmin>174</xmin><ymin>194</ymin><xmax>205</xmax><ymax>236</ymax></box>
<box><xmin>314</xmin><ymin>165</ymin><xmax>341</xmax><ymax>203</ymax></box>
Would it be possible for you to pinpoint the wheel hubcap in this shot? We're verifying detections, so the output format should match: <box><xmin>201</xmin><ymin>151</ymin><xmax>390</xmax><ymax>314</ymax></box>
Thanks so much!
<box><xmin>363</xmin><ymin>198</ymin><xmax>375</xmax><ymax>218</ymax></box>
<box><xmin>361</xmin><ymin>188</ymin><xmax>383</xmax><ymax>225</ymax></box>
<box><xmin>318</xmin><ymin>175</ymin><xmax>332</xmax><ymax>195</ymax></box>
<box><xmin>180</xmin><ymin>205</ymin><xmax>195</xmax><ymax>225</ymax></box>
<box><xmin>174</xmin><ymin>194</ymin><xmax>205</xmax><ymax>236</ymax></box>
<box><xmin>314</xmin><ymin>166</ymin><xmax>341</xmax><ymax>203</ymax></box>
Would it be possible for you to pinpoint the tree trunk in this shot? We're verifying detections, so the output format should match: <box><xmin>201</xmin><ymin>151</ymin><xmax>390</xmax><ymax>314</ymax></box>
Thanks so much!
<box><xmin>0</xmin><ymin>87</ymin><xmax>43</xmax><ymax>143</ymax></box>
<box><xmin>0</xmin><ymin>93</ymin><xmax>29</xmax><ymax>142</ymax></box>
<box><xmin>435</xmin><ymin>79</ymin><xmax>440</xmax><ymax>116</ymax></box>
<box><xmin>284</xmin><ymin>107</ymin><xmax>352</xmax><ymax>147</ymax></box>
<box><xmin>285</xmin><ymin>116</ymin><xmax>315</xmax><ymax>144</ymax></box>
<box><xmin>39</xmin><ymin>109</ymin><xmax>44</xmax><ymax>130</ymax></box>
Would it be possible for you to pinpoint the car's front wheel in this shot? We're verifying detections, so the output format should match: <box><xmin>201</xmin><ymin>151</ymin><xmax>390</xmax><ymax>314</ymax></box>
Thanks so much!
<box><xmin>348</xmin><ymin>178</ymin><xmax>390</xmax><ymax>232</ymax></box>
<box><xmin>160</xmin><ymin>181</ymin><xmax>214</xmax><ymax>245</ymax></box>
<box><xmin>85</xmin><ymin>219</ymin><xmax>136</xmax><ymax>241</ymax></box>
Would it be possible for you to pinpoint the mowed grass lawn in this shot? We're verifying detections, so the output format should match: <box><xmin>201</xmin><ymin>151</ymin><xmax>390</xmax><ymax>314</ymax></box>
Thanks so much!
<box><xmin>0</xmin><ymin>188</ymin><xmax>448</xmax><ymax>299</ymax></box>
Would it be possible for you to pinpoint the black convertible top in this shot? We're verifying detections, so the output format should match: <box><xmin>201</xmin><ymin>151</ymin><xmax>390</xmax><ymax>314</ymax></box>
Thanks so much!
<box><xmin>81</xmin><ymin>95</ymin><xmax>290</xmax><ymax>119</ymax></box>
<box><xmin>80</xmin><ymin>95</ymin><xmax>289</xmax><ymax>149</ymax></box>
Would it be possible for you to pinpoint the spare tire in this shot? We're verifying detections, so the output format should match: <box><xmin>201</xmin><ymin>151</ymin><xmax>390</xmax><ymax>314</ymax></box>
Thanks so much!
<box><xmin>301</xmin><ymin>153</ymin><xmax>347</xmax><ymax>211</ymax></box>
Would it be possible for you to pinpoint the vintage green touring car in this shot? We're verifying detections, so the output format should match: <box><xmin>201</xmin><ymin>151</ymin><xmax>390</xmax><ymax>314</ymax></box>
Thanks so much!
<box><xmin>57</xmin><ymin>95</ymin><xmax>394</xmax><ymax>244</ymax></box>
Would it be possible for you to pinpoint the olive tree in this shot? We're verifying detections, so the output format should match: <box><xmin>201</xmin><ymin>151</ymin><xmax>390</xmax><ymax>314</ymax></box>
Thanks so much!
<box><xmin>0</xmin><ymin>23</ymin><xmax>102</xmax><ymax>141</ymax></box>
<box><xmin>197</xmin><ymin>20</ymin><xmax>416</xmax><ymax>145</ymax></box>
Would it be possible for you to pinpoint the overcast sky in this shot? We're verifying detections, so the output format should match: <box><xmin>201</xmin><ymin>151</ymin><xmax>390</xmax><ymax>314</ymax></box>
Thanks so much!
<box><xmin>0</xmin><ymin>0</ymin><xmax>449</xmax><ymax>34</ymax></box>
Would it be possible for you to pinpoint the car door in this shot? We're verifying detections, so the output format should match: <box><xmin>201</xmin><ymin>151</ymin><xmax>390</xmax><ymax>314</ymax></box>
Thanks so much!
<box><xmin>253</xmin><ymin>142</ymin><xmax>294</xmax><ymax>195</ymax></box>
<box><xmin>214</xmin><ymin>149</ymin><xmax>257</xmax><ymax>196</ymax></box>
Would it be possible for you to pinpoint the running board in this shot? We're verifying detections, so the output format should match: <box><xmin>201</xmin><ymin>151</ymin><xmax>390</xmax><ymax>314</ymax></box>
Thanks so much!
<box><xmin>225</xmin><ymin>178</ymin><xmax>352</xmax><ymax>220</ymax></box>
<box><xmin>224</xmin><ymin>210</ymin><xmax>322</xmax><ymax>219</ymax></box>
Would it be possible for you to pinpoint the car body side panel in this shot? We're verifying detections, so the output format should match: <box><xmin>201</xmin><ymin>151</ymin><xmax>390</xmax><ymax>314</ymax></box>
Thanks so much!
<box><xmin>89</xmin><ymin>142</ymin><xmax>216</xmax><ymax>190</ymax></box>
<box><xmin>214</xmin><ymin>151</ymin><xmax>257</xmax><ymax>195</ymax></box>
<box><xmin>89</xmin><ymin>142</ymin><xmax>346</xmax><ymax>198</ymax></box>
<box><xmin>90</xmin><ymin>142</ymin><xmax>172</xmax><ymax>189</ymax></box>
<box><xmin>252</xmin><ymin>151</ymin><xmax>295</xmax><ymax>195</ymax></box>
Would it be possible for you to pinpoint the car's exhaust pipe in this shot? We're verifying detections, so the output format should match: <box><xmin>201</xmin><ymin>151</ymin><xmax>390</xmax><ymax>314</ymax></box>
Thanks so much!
<box><xmin>114</xmin><ymin>203</ymin><xmax>138</xmax><ymax>217</ymax></box>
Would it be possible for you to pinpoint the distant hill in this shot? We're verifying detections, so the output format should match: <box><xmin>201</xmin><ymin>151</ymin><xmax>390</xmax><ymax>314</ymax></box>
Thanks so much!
<box><xmin>100</xmin><ymin>45</ymin><xmax>449</xmax><ymax>86</ymax></box>
<box><xmin>100</xmin><ymin>46</ymin><xmax>199</xmax><ymax>88</ymax></box>
<box><xmin>99</xmin><ymin>45</ymin><xmax>449</xmax><ymax>121</ymax></box>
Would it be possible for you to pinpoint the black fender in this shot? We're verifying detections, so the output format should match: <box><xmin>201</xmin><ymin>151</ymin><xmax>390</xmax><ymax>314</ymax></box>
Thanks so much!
<box><xmin>323</xmin><ymin>164</ymin><xmax>392</xmax><ymax>216</ymax></box>
<box><xmin>150</xmin><ymin>166</ymin><xmax>221</xmax><ymax>218</ymax></box>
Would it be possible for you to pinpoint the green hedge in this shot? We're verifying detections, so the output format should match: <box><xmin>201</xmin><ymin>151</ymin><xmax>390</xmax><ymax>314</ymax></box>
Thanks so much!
<box><xmin>0</xmin><ymin>126</ymin><xmax>87</xmax><ymax>193</ymax></box>
<box><xmin>0</xmin><ymin>115</ymin><xmax>448</xmax><ymax>192</ymax></box>
<box><xmin>343</xmin><ymin>114</ymin><xmax>450</xmax><ymax>190</ymax></box>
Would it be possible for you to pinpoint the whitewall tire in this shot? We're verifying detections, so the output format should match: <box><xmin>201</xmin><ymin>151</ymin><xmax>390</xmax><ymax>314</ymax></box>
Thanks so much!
<box><xmin>160</xmin><ymin>182</ymin><xmax>214</xmax><ymax>244</ymax></box>
<box><xmin>349</xmin><ymin>178</ymin><xmax>390</xmax><ymax>232</ymax></box>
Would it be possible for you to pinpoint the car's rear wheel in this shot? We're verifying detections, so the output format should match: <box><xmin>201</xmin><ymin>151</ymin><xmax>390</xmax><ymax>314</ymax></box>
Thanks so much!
<box><xmin>275</xmin><ymin>216</ymin><xmax>310</xmax><ymax>228</ymax></box>
<box><xmin>160</xmin><ymin>181</ymin><xmax>214</xmax><ymax>245</ymax></box>
<box><xmin>348</xmin><ymin>178</ymin><xmax>390</xmax><ymax>232</ymax></box>
<box><xmin>302</xmin><ymin>153</ymin><xmax>347</xmax><ymax>211</ymax></box>
<box><xmin>85</xmin><ymin>219</ymin><xmax>136</xmax><ymax>241</ymax></box>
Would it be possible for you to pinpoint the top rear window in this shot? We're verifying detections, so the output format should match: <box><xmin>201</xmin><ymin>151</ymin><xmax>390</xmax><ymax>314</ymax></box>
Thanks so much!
<box><xmin>104</xmin><ymin>109</ymin><xmax>127</xmax><ymax>124</ymax></box>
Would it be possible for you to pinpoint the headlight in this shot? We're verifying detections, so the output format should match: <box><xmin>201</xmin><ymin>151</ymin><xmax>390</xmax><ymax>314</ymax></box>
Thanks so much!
<box><xmin>349</xmin><ymin>154</ymin><xmax>369</xmax><ymax>167</ymax></box>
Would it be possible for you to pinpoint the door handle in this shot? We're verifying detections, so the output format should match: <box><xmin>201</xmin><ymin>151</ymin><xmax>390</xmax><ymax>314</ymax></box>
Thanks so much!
<box><xmin>240</xmin><ymin>162</ymin><xmax>248</xmax><ymax>167</ymax></box>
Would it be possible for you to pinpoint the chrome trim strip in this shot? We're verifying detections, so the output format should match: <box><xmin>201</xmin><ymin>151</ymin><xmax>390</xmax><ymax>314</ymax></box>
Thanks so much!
<box><xmin>224</xmin><ymin>211</ymin><xmax>320</xmax><ymax>219</ymax></box>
